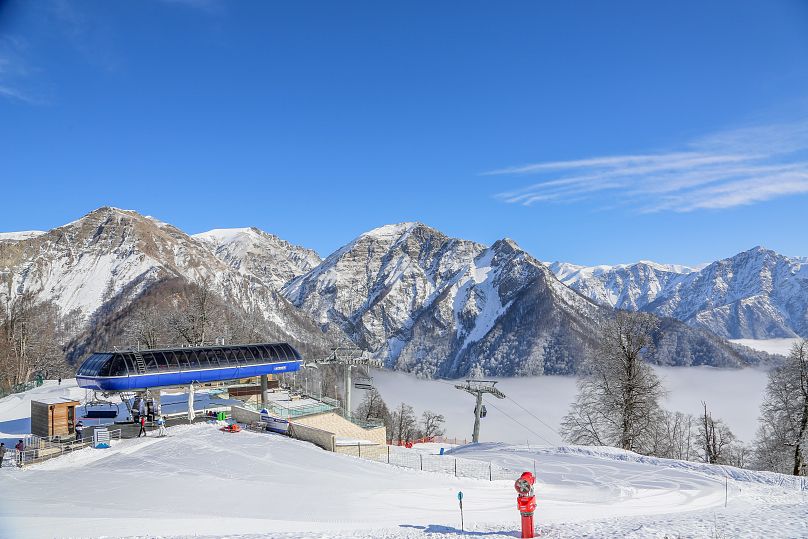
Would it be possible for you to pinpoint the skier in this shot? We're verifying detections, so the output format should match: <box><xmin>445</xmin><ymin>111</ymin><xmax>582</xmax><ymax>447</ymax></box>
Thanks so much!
<box><xmin>58</xmin><ymin>376</ymin><xmax>62</xmax><ymax>385</ymax></box>
<box><xmin>157</xmin><ymin>415</ymin><xmax>167</xmax><ymax>437</ymax></box>
<box><xmin>138</xmin><ymin>416</ymin><xmax>147</xmax><ymax>437</ymax></box>
<box><xmin>0</xmin><ymin>442</ymin><xmax>5</xmax><ymax>468</ymax></box>
<box><xmin>75</xmin><ymin>421</ymin><xmax>84</xmax><ymax>442</ymax></box>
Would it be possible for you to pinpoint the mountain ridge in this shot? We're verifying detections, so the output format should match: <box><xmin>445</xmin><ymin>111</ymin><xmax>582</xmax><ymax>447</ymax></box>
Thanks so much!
<box><xmin>0</xmin><ymin>208</ymin><xmax>783</xmax><ymax>376</ymax></box>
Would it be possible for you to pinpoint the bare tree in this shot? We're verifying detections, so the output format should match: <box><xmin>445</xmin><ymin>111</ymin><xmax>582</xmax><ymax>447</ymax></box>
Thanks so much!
<box><xmin>560</xmin><ymin>311</ymin><xmax>664</xmax><ymax>453</ymax></box>
<box><xmin>420</xmin><ymin>410</ymin><xmax>445</xmax><ymax>439</ymax></box>
<box><xmin>754</xmin><ymin>340</ymin><xmax>808</xmax><ymax>475</ymax></box>
<box><xmin>125</xmin><ymin>302</ymin><xmax>170</xmax><ymax>349</ymax></box>
<box><xmin>390</xmin><ymin>402</ymin><xmax>418</xmax><ymax>444</ymax></box>
<box><xmin>356</xmin><ymin>388</ymin><xmax>392</xmax><ymax>438</ymax></box>
<box><xmin>0</xmin><ymin>289</ymin><xmax>71</xmax><ymax>388</ymax></box>
<box><xmin>168</xmin><ymin>278</ymin><xmax>216</xmax><ymax>346</ymax></box>
<box><xmin>651</xmin><ymin>410</ymin><xmax>696</xmax><ymax>461</ymax></box>
<box><xmin>698</xmin><ymin>402</ymin><xmax>736</xmax><ymax>464</ymax></box>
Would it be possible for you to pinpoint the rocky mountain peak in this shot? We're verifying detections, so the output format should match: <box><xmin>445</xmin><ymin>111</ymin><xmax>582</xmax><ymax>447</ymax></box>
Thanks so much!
<box><xmin>193</xmin><ymin>226</ymin><xmax>321</xmax><ymax>291</ymax></box>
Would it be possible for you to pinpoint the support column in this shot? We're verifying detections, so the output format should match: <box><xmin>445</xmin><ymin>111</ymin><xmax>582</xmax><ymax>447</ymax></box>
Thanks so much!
<box><xmin>344</xmin><ymin>364</ymin><xmax>352</xmax><ymax>420</ymax></box>
<box><xmin>472</xmin><ymin>393</ymin><xmax>483</xmax><ymax>443</ymax></box>
<box><xmin>187</xmin><ymin>384</ymin><xmax>196</xmax><ymax>423</ymax></box>
<box><xmin>260</xmin><ymin>374</ymin><xmax>268</xmax><ymax>407</ymax></box>
<box><xmin>153</xmin><ymin>391</ymin><xmax>162</xmax><ymax>417</ymax></box>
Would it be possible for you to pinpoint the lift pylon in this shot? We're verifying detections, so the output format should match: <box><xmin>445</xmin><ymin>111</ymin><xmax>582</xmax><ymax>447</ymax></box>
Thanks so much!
<box><xmin>455</xmin><ymin>380</ymin><xmax>506</xmax><ymax>443</ymax></box>
<box><xmin>306</xmin><ymin>347</ymin><xmax>382</xmax><ymax>420</ymax></box>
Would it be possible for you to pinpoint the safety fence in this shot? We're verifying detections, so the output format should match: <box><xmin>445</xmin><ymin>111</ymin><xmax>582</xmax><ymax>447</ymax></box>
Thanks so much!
<box><xmin>338</xmin><ymin>443</ymin><xmax>521</xmax><ymax>481</ymax></box>
<box><xmin>391</xmin><ymin>435</ymin><xmax>469</xmax><ymax>447</ymax></box>
<box><xmin>7</xmin><ymin>429</ymin><xmax>124</xmax><ymax>467</ymax></box>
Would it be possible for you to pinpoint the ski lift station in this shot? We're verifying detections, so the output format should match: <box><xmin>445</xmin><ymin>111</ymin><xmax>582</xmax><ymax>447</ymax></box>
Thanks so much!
<box><xmin>76</xmin><ymin>343</ymin><xmax>302</xmax><ymax>391</ymax></box>
<box><xmin>64</xmin><ymin>342</ymin><xmax>388</xmax><ymax>461</ymax></box>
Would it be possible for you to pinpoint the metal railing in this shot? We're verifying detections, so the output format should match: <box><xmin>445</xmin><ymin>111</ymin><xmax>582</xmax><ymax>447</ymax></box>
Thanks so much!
<box><xmin>242</xmin><ymin>397</ymin><xmax>336</xmax><ymax>419</ymax></box>
<box><xmin>337</xmin><ymin>443</ymin><xmax>521</xmax><ymax>481</ymax></box>
<box><xmin>11</xmin><ymin>429</ymin><xmax>123</xmax><ymax>467</ymax></box>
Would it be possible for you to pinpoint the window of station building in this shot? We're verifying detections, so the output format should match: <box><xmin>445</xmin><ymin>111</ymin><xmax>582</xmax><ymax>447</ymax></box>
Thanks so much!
<box><xmin>274</xmin><ymin>344</ymin><xmax>291</xmax><ymax>361</ymax></box>
<box><xmin>84</xmin><ymin>353</ymin><xmax>111</xmax><ymax>375</ymax></box>
<box><xmin>144</xmin><ymin>353</ymin><xmax>160</xmax><ymax>371</ymax></box>
<box><xmin>233</xmin><ymin>347</ymin><xmax>249</xmax><ymax>364</ymax></box>
<box><xmin>246</xmin><ymin>346</ymin><xmax>264</xmax><ymax>363</ymax></box>
<box><xmin>176</xmin><ymin>350</ymin><xmax>191</xmax><ymax>370</ymax></box>
<box><xmin>260</xmin><ymin>345</ymin><xmax>274</xmax><ymax>361</ymax></box>
<box><xmin>122</xmin><ymin>354</ymin><xmax>135</xmax><ymax>374</ymax></box>
<box><xmin>108</xmin><ymin>355</ymin><xmax>128</xmax><ymax>376</ymax></box>
<box><xmin>152</xmin><ymin>352</ymin><xmax>169</xmax><ymax>371</ymax></box>
<box><xmin>195</xmin><ymin>350</ymin><xmax>212</xmax><ymax>369</ymax></box>
<box><xmin>219</xmin><ymin>348</ymin><xmax>235</xmax><ymax>366</ymax></box>
<box><xmin>161</xmin><ymin>351</ymin><xmax>179</xmax><ymax>370</ymax></box>
<box><xmin>245</xmin><ymin>346</ymin><xmax>261</xmax><ymax>363</ymax></box>
<box><xmin>205</xmin><ymin>350</ymin><xmax>222</xmax><ymax>367</ymax></box>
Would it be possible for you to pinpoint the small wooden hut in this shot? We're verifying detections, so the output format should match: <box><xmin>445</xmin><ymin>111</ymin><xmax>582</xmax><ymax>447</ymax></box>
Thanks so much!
<box><xmin>31</xmin><ymin>397</ymin><xmax>80</xmax><ymax>438</ymax></box>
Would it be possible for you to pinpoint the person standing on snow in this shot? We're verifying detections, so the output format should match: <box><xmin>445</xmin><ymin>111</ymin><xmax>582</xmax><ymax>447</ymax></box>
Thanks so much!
<box><xmin>138</xmin><ymin>416</ymin><xmax>147</xmax><ymax>437</ymax></box>
<box><xmin>157</xmin><ymin>416</ymin><xmax>167</xmax><ymax>437</ymax></box>
<box><xmin>15</xmin><ymin>440</ymin><xmax>24</xmax><ymax>466</ymax></box>
<box><xmin>75</xmin><ymin>421</ymin><xmax>85</xmax><ymax>442</ymax></box>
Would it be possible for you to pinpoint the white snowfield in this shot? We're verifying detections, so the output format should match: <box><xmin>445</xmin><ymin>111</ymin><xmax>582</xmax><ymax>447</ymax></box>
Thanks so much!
<box><xmin>1</xmin><ymin>422</ymin><xmax>806</xmax><ymax>539</ymax></box>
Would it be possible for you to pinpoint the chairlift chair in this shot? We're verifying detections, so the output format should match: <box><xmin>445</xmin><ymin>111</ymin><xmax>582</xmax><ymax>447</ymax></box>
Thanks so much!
<box><xmin>353</xmin><ymin>375</ymin><xmax>374</xmax><ymax>391</ymax></box>
<box><xmin>84</xmin><ymin>393</ymin><xmax>119</xmax><ymax>419</ymax></box>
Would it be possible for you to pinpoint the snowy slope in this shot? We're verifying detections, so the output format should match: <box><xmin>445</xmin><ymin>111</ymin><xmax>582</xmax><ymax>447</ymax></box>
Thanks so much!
<box><xmin>1</xmin><ymin>422</ymin><xmax>805</xmax><ymax>538</ymax></box>
<box><xmin>0</xmin><ymin>230</ymin><xmax>45</xmax><ymax>241</ymax></box>
<box><xmin>194</xmin><ymin>227</ymin><xmax>321</xmax><ymax>290</ymax></box>
<box><xmin>551</xmin><ymin>247</ymin><xmax>808</xmax><ymax>340</ymax></box>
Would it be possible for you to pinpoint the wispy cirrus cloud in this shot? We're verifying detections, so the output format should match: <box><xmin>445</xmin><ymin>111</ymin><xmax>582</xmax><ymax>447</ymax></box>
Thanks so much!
<box><xmin>488</xmin><ymin>119</ymin><xmax>808</xmax><ymax>212</ymax></box>
<box><xmin>0</xmin><ymin>35</ymin><xmax>43</xmax><ymax>104</ymax></box>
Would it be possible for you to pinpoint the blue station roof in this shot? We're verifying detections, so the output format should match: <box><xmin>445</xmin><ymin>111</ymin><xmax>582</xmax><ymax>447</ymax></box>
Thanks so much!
<box><xmin>77</xmin><ymin>343</ymin><xmax>302</xmax><ymax>378</ymax></box>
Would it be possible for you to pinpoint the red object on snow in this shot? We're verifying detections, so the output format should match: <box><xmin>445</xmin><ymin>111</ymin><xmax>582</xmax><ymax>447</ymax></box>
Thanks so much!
<box><xmin>514</xmin><ymin>471</ymin><xmax>537</xmax><ymax>538</ymax></box>
<box><xmin>220</xmin><ymin>424</ymin><xmax>241</xmax><ymax>433</ymax></box>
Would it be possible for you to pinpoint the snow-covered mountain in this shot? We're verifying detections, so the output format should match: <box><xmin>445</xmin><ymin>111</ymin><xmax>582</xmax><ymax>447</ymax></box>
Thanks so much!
<box><xmin>0</xmin><ymin>209</ymin><xmax>772</xmax><ymax>375</ymax></box>
<box><xmin>283</xmin><ymin>223</ymin><xmax>766</xmax><ymax>377</ymax></box>
<box><xmin>194</xmin><ymin>227</ymin><xmax>321</xmax><ymax>291</ymax></box>
<box><xmin>551</xmin><ymin>247</ymin><xmax>808</xmax><ymax>339</ymax></box>
<box><xmin>0</xmin><ymin>207</ymin><xmax>337</xmax><ymax>361</ymax></box>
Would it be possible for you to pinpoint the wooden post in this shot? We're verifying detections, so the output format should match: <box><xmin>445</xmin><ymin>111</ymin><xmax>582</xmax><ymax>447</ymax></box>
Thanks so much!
<box><xmin>454</xmin><ymin>458</ymin><xmax>457</xmax><ymax>477</ymax></box>
<box><xmin>489</xmin><ymin>461</ymin><xmax>493</xmax><ymax>481</ymax></box>
<box><xmin>420</xmin><ymin>453</ymin><xmax>423</xmax><ymax>470</ymax></box>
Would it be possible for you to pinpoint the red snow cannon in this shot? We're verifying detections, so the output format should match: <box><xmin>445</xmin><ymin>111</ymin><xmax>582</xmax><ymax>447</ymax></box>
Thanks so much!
<box><xmin>514</xmin><ymin>471</ymin><xmax>537</xmax><ymax>538</ymax></box>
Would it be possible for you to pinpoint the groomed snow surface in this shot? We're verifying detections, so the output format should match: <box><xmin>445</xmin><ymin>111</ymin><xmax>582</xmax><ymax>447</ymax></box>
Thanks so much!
<box><xmin>1</xmin><ymin>422</ymin><xmax>806</xmax><ymax>539</ymax></box>
<box><xmin>0</xmin><ymin>382</ymin><xmax>806</xmax><ymax>538</ymax></box>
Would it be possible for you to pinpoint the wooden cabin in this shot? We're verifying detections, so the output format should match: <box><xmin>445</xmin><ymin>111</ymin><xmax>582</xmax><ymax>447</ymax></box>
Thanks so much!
<box><xmin>31</xmin><ymin>397</ymin><xmax>80</xmax><ymax>438</ymax></box>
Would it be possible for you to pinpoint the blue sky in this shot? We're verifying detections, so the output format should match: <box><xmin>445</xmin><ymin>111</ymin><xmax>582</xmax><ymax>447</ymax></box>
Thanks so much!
<box><xmin>1</xmin><ymin>0</ymin><xmax>807</xmax><ymax>266</ymax></box>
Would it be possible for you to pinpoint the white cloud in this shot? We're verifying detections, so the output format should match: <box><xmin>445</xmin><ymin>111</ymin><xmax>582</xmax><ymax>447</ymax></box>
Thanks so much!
<box><xmin>489</xmin><ymin>119</ymin><xmax>808</xmax><ymax>212</ymax></box>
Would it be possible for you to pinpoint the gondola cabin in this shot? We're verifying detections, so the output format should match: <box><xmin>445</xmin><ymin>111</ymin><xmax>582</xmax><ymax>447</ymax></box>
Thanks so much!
<box><xmin>31</xmin><ymin>397</ymin><xmax>80</xmax><ymax>438</ymax></box>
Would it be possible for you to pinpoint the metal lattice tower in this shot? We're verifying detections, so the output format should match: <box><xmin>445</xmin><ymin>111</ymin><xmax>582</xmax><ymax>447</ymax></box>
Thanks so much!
<box><xmin>455</xmin><ymin>380</ymin><xmax>506</xmax><ymax>443</ymax></box>
<box><xmin>307</xmin><ymin>346</ymin><xmax>382</xmax><ymax>419</ymax></box>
